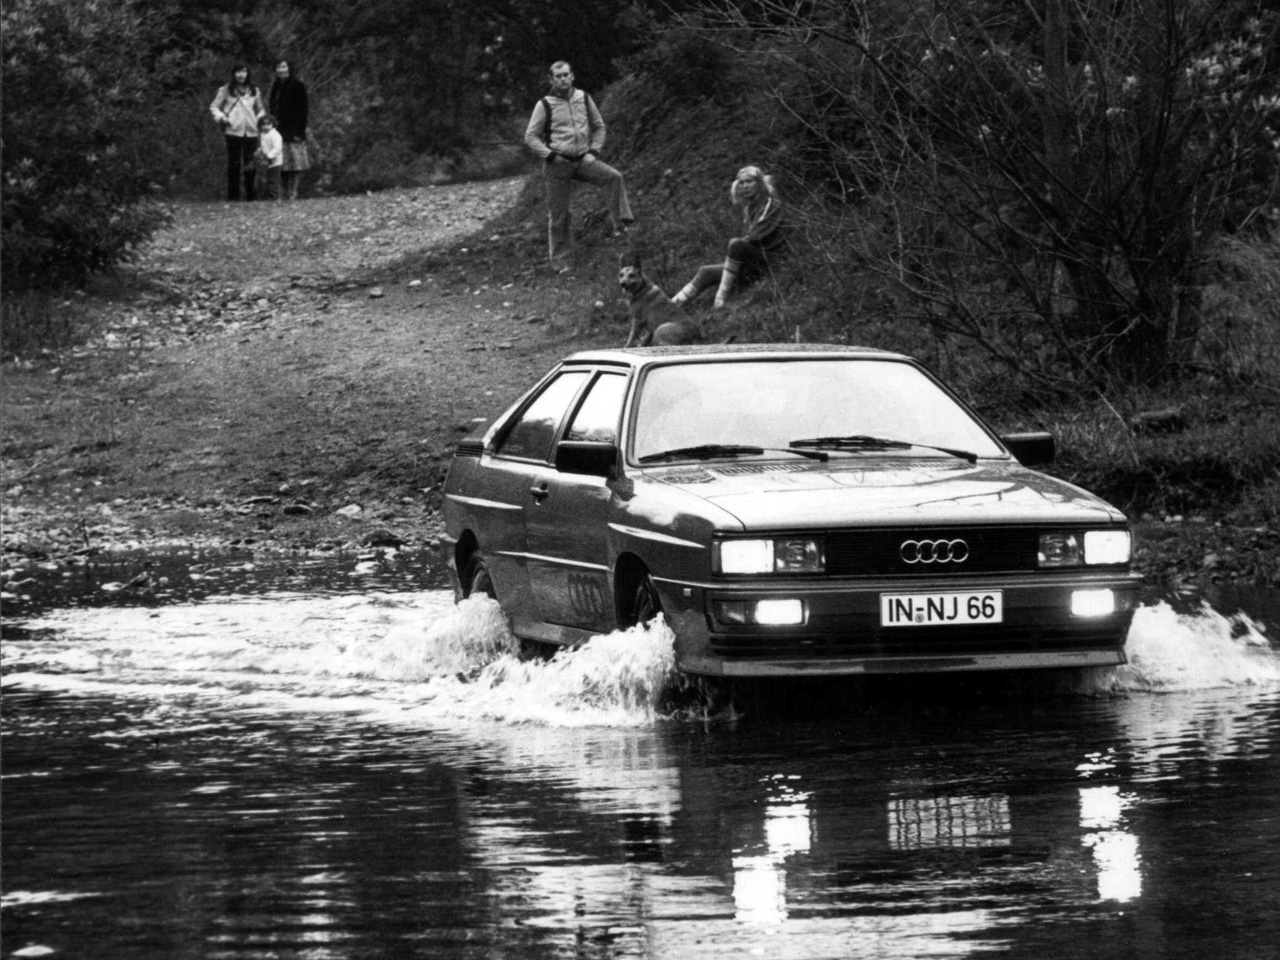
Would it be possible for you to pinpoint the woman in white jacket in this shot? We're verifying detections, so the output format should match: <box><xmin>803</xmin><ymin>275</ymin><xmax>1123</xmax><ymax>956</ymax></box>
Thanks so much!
<box><xmin>210</xmin><ymin>65</ymin><xmax>265</xmax><ymax>201</ymax></box>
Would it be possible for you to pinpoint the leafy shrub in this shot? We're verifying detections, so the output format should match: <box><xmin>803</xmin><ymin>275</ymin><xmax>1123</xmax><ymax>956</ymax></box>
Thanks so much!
<box><xmin>2</xmin><ymin>0</ymin><xmax>172</xmax><ymax>290</ymax></box>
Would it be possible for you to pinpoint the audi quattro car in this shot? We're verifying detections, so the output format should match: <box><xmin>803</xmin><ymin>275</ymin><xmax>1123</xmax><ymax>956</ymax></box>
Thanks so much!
<box><xmin>440</xmin><ymin>344</ymin><xmax>1141</xmax><ymax>677</ymax></box>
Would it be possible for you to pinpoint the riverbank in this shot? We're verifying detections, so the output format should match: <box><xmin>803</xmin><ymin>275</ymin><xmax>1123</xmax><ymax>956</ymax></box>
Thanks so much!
<box><xmin>2</xmin><ymin>181</ymin><xmax>1275</xmax><ymax>594</ymax></box>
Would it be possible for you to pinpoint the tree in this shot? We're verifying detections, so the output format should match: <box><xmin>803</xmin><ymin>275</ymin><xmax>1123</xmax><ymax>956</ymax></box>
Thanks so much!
<box><xmin>2</xmin><ymin>0</ymin><xmax>176</xmax><ymax>289</ymax></box>
<box><xmin>695</xmin><ymin>0</ymin><xmax>1280</xmax><ymax>385</ymax></box>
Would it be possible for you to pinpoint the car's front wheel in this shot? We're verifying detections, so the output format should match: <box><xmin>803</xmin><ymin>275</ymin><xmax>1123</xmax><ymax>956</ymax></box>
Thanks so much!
<box><xmin>464</xmin><ymin>551</ymin><xmax>496</xmax><ymax>600</ymax></box>
<box><xmin>628</xmin><ymin>573</ymin><xmax>662</xmax><ymax>628</ymax></box>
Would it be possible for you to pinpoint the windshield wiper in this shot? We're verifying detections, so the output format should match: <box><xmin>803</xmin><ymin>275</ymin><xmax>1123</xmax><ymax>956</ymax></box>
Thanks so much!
<box><xmin>639</xmin><ymin>444</ymin><xmax>765</xmax><ymax>463</ymax></box>
<box><xmin>791</xmin><ymin>434</ymin><xmax>910</xmax><ymax>450</ymax></box>
<box><xmin>789</xmin><ymin>435</ymin><xmax>978</xmax><ymax>464</ymax></box>
<box><xmin>639</xmin><ymin>444</ymin><xmax>829</xmax><ymax>464</ymax></box>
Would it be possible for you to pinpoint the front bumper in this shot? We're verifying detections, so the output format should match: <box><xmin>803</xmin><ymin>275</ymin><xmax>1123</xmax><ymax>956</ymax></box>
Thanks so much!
<box><xmin>660</xmin><ymin>570</ymin><xmax>1142</xmax><ymax>678</ymax></box>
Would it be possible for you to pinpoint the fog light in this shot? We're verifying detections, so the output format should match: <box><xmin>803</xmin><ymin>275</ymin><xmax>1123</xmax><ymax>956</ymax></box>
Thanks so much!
<box><xmin>1071</xmin><ymin>589</ymin><xmax>1116</xmax><ymax>618</ymax></box>
<box><xmin>753</xmin><ymin>599</ymin><xmax>805</xmax><ymax>625</ymax></box>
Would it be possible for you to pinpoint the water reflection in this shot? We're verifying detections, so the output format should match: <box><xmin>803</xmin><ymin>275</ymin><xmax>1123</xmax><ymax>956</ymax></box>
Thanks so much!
<box><xmin>732</xmin><ymin>778</ymin><xmax>812</xmax><ymax>923</ymax></box>
<box><xmin>887</xmin><ymin>794</ymin><xmax>1011</xmax><ymax>850</ymax></box>
<box><xmin>1079</xmin><ymin>786</ymin><xmax>1142</xmax><ymax>902</ymax></box>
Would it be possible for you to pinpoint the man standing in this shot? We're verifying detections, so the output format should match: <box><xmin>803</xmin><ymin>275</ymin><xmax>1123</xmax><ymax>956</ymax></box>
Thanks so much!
<box><xmin>525</xmin><ymin>61</ymin><xmax>634</xmax><ymax>269</ymax></box>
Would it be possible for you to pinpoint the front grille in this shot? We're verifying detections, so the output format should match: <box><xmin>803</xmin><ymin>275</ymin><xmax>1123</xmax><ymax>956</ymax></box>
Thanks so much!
<box><xmin>710</xmin><ymin>623</ymin><xmax>1123</xmax><ymax>659</ymax></box>
<box><xmin>825</xmin><ymin>527</ymin><xmax>1040</xmax><ymax>576</ymax></box>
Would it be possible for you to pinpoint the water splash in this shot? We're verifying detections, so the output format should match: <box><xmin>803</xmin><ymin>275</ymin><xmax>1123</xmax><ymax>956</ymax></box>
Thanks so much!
<box><xmin>6</xmin><ymin>592</ymin><xmax>1276</xmax><ymax>724</ymax></box>
<box><xmin>1072</xmin><ymin>601</ymin><xmax>1279</xmax><ymax>694</ymax></box>
<box><xmin>466</xmin><ymin>612</ymin><xmax>679</xmax><ymax>724</ymax></box>
<box><xmin>350</xmin><ymin>595</ymin><xmax>682</xmax><ymax>726</ymax></box>
<box><xmin>5</xmin><ymin>591</ymin><xmax>685</xmax><ymax>728</ymax></box>
<box><xmin>343</xmin><ymin>594</ymin><xmax>522</xmax><ymax>680</ymax></box>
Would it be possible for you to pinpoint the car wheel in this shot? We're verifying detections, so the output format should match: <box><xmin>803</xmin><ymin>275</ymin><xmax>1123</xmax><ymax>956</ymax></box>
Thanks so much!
<box><xmin>630</xmin><ymin>573</ymin><xmax>662</xmax><ymax>627</ymax></box>
<box><xmin>464</xmin><ymin>551</ymin><xmax>496</xmax><ymax>600</ymax></box>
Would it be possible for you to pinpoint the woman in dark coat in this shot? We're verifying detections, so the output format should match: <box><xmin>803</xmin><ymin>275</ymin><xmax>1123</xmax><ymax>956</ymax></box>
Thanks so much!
<box><xmin>267</xmin><ymin>59</ymin><xmax>310</xmax><ymax>200</ymax></box>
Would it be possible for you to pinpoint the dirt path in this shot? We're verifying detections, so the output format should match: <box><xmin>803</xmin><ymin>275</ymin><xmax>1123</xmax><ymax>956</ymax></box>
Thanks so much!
<box><xmin>2</xmin><ymin>178</ymin><xmax>630</xmax><ymax>559</ymax></box>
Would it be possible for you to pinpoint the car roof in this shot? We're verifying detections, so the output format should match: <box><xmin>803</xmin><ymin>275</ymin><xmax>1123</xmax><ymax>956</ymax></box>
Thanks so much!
<box><xmin>561</xmin><ymin>343</ymin><xmax>911</xmax><ymax>368</ymax></box>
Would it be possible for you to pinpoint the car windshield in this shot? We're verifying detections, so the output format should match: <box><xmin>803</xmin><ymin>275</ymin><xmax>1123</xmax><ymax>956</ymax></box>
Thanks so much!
<box><xmin>630</xmin><ymin>358</ymin><xmax>1006</xmax><ymax>463</ymax></box>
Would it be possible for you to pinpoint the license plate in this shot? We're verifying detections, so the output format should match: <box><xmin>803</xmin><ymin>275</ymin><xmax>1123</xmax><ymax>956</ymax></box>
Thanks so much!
<box><xmin>880</xmin><ymin>591</ymin><xmax>1003</xmax><ymax>627</ymax></box>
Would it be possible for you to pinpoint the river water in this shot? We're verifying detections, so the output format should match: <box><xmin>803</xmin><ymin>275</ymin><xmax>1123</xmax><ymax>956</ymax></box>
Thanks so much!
<box><xmin>2</xmin><ymin>549</ymin><xmax>1278</xmax><ymax>960</ymax></box>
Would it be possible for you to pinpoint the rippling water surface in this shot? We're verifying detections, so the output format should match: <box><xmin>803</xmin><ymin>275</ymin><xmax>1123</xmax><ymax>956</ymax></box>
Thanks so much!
<box><xmin>3</xmin><ymin>552</ymin><xmax>1278</xmax><ymax>959</ymax></box>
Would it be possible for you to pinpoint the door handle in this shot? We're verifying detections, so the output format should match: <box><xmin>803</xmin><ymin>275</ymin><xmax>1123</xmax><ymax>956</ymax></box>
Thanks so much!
<box><xmin>529</xmin><ymin>483</ymin><xmax>549</xmax><ymax>501</ymax></box>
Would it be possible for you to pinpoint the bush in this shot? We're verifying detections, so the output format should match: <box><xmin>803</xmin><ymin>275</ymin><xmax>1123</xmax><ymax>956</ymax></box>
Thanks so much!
<box><xmin>1</xmin><ymin>0</ymin><xmax>173</xmax><ymax>291</ymax></box>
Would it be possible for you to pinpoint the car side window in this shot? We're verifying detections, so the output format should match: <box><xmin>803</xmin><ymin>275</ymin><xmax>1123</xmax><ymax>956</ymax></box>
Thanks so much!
<box><xmin>565</xmin><ymin>373</ymin><xmax>627</xmax><ymax>443</ymax></box>
<box><xmin>495</xmin><ymin>370</ymin><xmax>589</xmax><ymax>462</ymax></box>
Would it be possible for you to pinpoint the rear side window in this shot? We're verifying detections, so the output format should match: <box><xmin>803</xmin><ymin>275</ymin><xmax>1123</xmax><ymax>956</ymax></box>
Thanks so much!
<box><xmin>496</xmin><ymin>371</ymin><xmax>589</xmax><ymax>461</ymax></box>
<box><xmin>565</xmin><ymin>373</ymin><xmax>627</xmax><ymax>443</ymax></box>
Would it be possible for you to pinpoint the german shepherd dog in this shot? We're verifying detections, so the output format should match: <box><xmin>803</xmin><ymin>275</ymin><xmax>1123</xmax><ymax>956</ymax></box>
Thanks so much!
<box><xmin>619</xmin><ymin>255</ymin><xmax>701</xmax><ymax>347</ymax></box>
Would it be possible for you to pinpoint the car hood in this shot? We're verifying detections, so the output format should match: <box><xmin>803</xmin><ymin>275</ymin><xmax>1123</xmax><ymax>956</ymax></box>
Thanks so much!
<box><xmin>640</xmin><ymin>457</ymin><xmax>1125</xmax><ymax>529</ymax></box>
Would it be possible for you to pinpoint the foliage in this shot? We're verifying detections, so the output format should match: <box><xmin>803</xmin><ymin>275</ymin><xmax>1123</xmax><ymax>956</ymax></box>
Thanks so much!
<box><xmin>686</xmin><ymin>0</ymin><xmax>1280</xmax><ymax>386</ymax></box>
<box><xmin>1195</xmin><ymin>234</ymin><xmax>1280</xmax><ymax>381</ymax></box>
<box><xmin>1</xmin><ymin>0</ymin><xmax>174</xmax><ymax>290</ymax></box>
<box><xmin>622</xmin><ymin>23</ymin><xmax>736</xmax><ymax>103</ymax></box>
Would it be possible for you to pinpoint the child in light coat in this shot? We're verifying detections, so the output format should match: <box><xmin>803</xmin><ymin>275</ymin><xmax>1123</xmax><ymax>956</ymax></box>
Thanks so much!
<box><xmin>254</xmin><ymin>115</ymin><xmax>284</xmax><ymax>201</ymax></box>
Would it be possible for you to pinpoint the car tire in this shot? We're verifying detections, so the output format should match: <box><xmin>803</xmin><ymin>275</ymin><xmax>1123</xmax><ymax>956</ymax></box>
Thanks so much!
<box><xmin>464</xmin><ymin>551</ymin><xmax>496</xmax><ymax>600</ymax></box>
<box><xmin>630</xmin><ymin>573</ymin><xmax>662</xmax><ymax>628</ymax></box>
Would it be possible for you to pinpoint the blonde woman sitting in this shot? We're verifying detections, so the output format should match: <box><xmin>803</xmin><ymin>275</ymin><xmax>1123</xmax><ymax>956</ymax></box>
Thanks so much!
<box><xmin>671</xmin><ymin>165</ymin><xmax>784</xmax><ymax>308</ymax></box>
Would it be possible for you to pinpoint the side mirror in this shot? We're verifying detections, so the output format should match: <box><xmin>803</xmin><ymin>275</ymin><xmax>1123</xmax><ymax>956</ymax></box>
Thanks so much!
<box><xmin>555</xmin><ymin>440</ymin><xmax>618</xmax><ymax>477</ymax></box>
<box><xmin>1000</xmin><ymin>431</ymin><xmax>1055</xmax><ymax>466</ymax></box>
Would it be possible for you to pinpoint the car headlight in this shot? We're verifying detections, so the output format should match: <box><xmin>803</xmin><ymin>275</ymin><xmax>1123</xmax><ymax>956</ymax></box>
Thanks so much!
<box><xmin>715</xmin><ymin>538</ymin><xmax>825</xmax><ymax>575</ymax></box>
<box><xmin>1084</xmin><ymin>530</ymin><xmax>1131</xmax><ymax>565</ymax></box>
<box><xmin>1038</xmin><ymin>530</ymin><xmax>1131</xmax><ymax>567</ymax></box>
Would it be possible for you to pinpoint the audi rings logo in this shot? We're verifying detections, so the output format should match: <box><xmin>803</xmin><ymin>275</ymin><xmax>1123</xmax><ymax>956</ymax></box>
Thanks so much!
<box><xmin>899</xmin><ymin>538</ymin><xmax>970</xmax><ymax>564</ymax></box>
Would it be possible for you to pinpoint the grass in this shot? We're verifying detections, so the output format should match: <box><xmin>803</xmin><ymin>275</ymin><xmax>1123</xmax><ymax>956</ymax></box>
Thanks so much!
<box><xmin>1011</xmin><ymin>384</ymin><xmax>1279</xmax><ymax>521</ymax></box>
